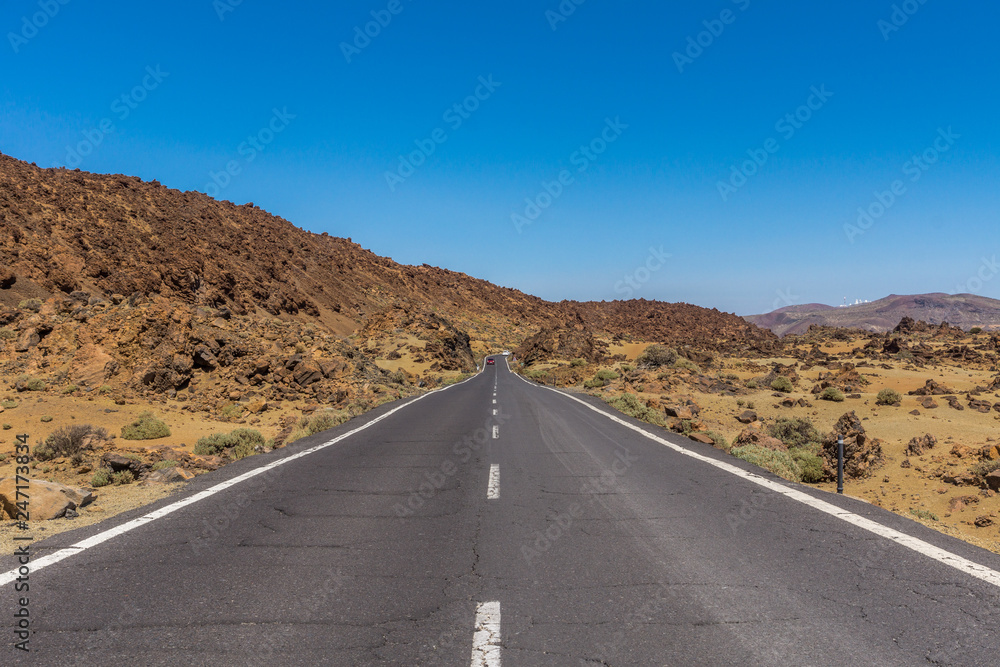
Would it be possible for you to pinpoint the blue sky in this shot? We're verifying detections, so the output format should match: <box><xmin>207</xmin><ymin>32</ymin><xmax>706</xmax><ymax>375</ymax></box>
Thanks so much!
<box><xmin>2</xmin><ymin>1</ymin><xmax>998</xmax><ymax>315</ymax></box>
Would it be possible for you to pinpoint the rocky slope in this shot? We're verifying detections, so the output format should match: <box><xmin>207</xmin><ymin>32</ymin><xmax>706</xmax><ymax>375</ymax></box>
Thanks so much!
<box><xmin>746</xmin><ymin>294</ymin><xmax>1000</xmax><ymax>336</ymax></box>
<box><xmin>0</xmin><ymin>152</ymin><xmax>778</xmax><ymax>391</ymax></box>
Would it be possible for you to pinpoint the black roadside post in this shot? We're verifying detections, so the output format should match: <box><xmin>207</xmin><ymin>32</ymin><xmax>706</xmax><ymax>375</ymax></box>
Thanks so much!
<box><xmin>837</xmin><ymin>434</ymin><xmax>844</xmax><ymax>494</ymax></box>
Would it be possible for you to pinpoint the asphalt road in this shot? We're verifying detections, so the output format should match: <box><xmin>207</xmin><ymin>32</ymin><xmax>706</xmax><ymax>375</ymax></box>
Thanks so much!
<box><xmin>4</xmin><ymin>357</ymin><xmax>1000</xmax><ymax>665</ymax></box>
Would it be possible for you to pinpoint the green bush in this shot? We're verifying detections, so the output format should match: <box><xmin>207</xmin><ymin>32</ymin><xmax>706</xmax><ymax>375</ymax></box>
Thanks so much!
<box><xmin>91</xmin><ymin>469</ymin><xmax>112</xmax><ymax>487</ymax></box>
<box><xmin>604</xmin><ymin>394</ymin><xmax>666</xmax><ymax>427</ymax></box>
<box><xmin>789</xmin><ymin>444</ymin><xmax>825</xmax><ymax>483</ymax></box>
<box><xmin>594</xmin><ymin>369</ymin><xmax>619</xmax><ymax>382</ymax></box>
<box><xmin>389</xmin><ymin>369</ymin><xmax>407</xmax><ymax>385</ymax></box>
<box><xmin>771</xmin><ymin>376</ymin><xmax>793</xmax><ymax>393</ymax></box>
<box><xmin>62</xmin><ymin>385</ymin><xmax>79</xmax><ymax>395</ymax></box>
<box><xmin>98</xmin><ymin>385</ymin><xmax>113</xmax><ymax>395</ymax></box>
<box><xmin>970</xmin><ymin>327</ymin><xmax>983</xmax><ymax>335</ymax></box>
<box><xmin>304</xmin><ymin>411</ymin><xmax>348</xmax><ymax>434</ymax></box>
<box><xmin>636</xmin><ymin>344</ymin><xmax>677</xmax><ymax>369</ymax></box>
<box><xmin>909</xmin><ymin>508</ymin><xmax>939</xmax><ymax>522</ymax></box>
<box><xmin>1</xmin><ymin>400</ymin><xmax>17</xmax><ymax>409</ymax></box>
<box><xmin>26</xmin><ymin>379</ymin><xmax>46</xmax><ymax>392</ymax></box>
<box><xmin>745</xmin><ymin>380</ymin><xmax>758</xmax><ymax>389</ymax></box>
<box><xmin>704</xmin><ymin>431</ymin><xmax>729</xmax><ymax>451</ymax></box>
<box><xmin>347</xmin><ymin>399</ymin><xmax>373</xmax><ymax>416</ymax></box>
<box><xmin>152</xmin><ymin>460</ymin><xmax>179</xmax><ymax>471</ymax></box>
<box><xmin>193</xmin><ymin>433</ymin><xmax>231</xmax><ymax>456</ymax></box>
<box><xmin>819</xmin><ymin>387</ymin><xmax>845</xmax><ymax>402</ymax></box>
<box><xmin>229</xmin><ymin>429</ymin><xmax>270</xmax><ymax>460</ymax></box>
<box><xmin>569</xmin><ymin>358</ymin><xmax>587</xmax><ymax>367</ymax></box>
<box><xmin>768</xmin><ymin>418</ymin><xmax>820</xmax><ymax>450</ymax></box>
<box><xmin>112</xmin><ymin>470</ymin><xmax>135</xmax><ymax>485</ymax></box>
<box><xmin>875</xmin><ymin>388</ymin><xmax>901</xmax><ymax>406</ymax></box>
<box><xmin>674</xmin><ymin>358</ymin><xmax>700</xmax><ymax>372</ymax></box>
<box><xmin>731</xmin><ymin>444</ymin><xmax>801</xmax><ymax>482</ymax></box>
<box><xmin>121</xmin><ymin>412</ymin><xmax>171</xmax><ymax>440</ymax></box>
<box><xmin>287</xmin><ymin>411</ymin><xmax>349</xmax><ymax>444</ymax></box>
<box><xmin>583</xmin><ymin>379</ymin><xmax>605</xmax><ymax>389</ymax></box>
<box><xmin>219</xmin><ymin>403</ymin><xmax>245</xmax><ymax>421</ymax></box>
<box><xmin>40</xmin><ymin>415</ymin><xmax>53</xmax><ymax>423</ymax></box>
<box><xmin>620</xmin><ymin>363</ymin><xmax>635</xmax><ymax>373</ymax></box>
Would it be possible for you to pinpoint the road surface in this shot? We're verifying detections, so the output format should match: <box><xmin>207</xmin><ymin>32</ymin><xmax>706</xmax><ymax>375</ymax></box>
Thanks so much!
<box><xmin>3</xmin><ymin>358</ymin><xmax>1000</xmax><ymax>665</ymax></box>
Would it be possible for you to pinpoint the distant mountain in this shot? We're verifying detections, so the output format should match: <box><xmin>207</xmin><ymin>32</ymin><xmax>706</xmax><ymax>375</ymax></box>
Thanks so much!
<box><xmin>745</xmin><ymin>293</ymin><xmax>1000</xmax><ymax>336</ymax></box>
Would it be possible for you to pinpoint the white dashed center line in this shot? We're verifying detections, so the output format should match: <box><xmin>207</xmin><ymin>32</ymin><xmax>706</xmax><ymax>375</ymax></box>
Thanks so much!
<box><xmin>487</xmin><ymin>464</ymin><xmax>500</xmax><ymax>499</ymax></box>
<box><xmin>492</xmin><ymin>425</ymin><xmax>498</xmax><ymax>439</ymax></box>
<box><xmin>470</xmin><ymin>600</ymin><xmax>502</xmax><ymax>666</ymax></box>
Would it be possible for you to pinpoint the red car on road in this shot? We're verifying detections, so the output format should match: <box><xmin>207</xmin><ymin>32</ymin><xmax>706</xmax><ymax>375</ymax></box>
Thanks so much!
<box><xmin>486</xmin><ymin>358</ymin><xmax>495</xmax><ymax>365</ymax></box>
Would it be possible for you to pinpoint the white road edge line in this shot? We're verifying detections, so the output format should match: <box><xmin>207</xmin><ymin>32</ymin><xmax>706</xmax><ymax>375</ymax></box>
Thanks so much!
<box><xmin>487</xmin><ymin>464</ymin><xmax>500</xmax><ymax>500</ymax></box>
<box><xmin>0</xmin><ymin>370</ymin><xmax>486</xmax><ymax>587</ymax></box>
<box><xmin>470</xmin><ymin>600</ymin><xmax>502</xmax><ymax>666</ymax></box>
<box><xmin>506</xmin><ymin>359</ymin><xmax>1000</xmax><ymax>589</ymax></box>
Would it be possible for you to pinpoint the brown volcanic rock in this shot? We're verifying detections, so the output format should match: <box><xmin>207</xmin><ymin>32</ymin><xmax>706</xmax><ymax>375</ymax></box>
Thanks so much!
<box><xmin>733</xmin><ymin>426</ymin><xmax>786</xmax><ymax>452</ymax></box>
<box><xmin>905</xmin><ymin>434</ymin><xmax>937</xmax><ymax>456</ymax></box>
<box><xmin>908</xmin><ymin>379</ymin><xmax>954</xmax><ymax>396</ymax></box>
<box><xmin>515</xmin><ymin>317</ymin><xmax>608</xmax><ymax>366</ymax></box>
<box><xmin>565</xmin><ymin>299</ymin><xmax>780</xmax><ymax>356</ymax></box>
<box><xmin>0</xmin><ymin>478</ymin><xmax>93</xmax><ymax>520</ymax></box>
<box><xmin>820</xmin><ymin>412</ymin><xmax>885</xmax><ymax>480</ymax></box>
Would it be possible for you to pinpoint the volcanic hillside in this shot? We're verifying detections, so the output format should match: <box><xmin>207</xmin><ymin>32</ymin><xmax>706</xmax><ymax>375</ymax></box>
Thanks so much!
<box><xmin>746</xmin><ymin>294</ymin><xmax>1000</xmax><ymax>337</ymax></box>
<box><xmin>0</xmin><ymin>152</ymin><xmax>777</xmax><ymax>398</ymax></box>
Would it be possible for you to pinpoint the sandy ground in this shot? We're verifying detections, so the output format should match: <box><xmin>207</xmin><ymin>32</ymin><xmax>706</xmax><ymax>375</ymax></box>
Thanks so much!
<box><xmin>0</xmin><ymin>391</ymin><xmax>308</xmax><ymax>553</ymax></box>
<box><xmin>589</xmin><ymin>344</ymin><xmax>1000</xmax><ymax>554</ymax></box>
